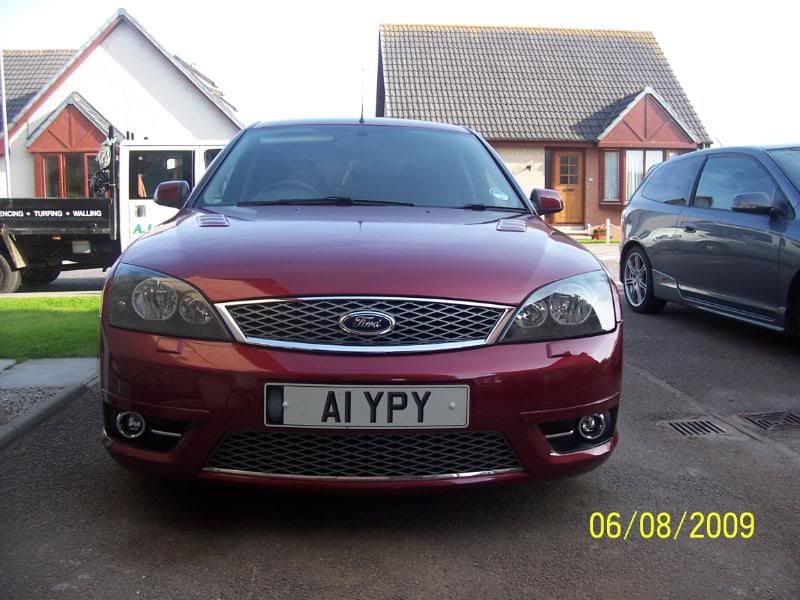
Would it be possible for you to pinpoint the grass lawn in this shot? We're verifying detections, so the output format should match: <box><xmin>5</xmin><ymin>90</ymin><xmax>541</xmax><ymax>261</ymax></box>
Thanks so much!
<box><xmin>0</xmin><ymin>296</ymin><xmax>100</xmax><ymax>360</ymax></box>
<box><xmin>578</xmin><ymin>239</ymin><xmax>620</xmax><ymax>245</ymax></box>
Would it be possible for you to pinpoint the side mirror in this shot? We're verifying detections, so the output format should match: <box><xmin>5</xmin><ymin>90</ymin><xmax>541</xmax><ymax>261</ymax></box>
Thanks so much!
<box><xmin>530</xmin><ymin>188</ymin><xmax>564</xmax><ymax>215</ymax></box>
<box><xmin>731</xmin><ymin>192</ymin><xmax>772</xmax><ymax>215</ymax></box>
<box><xmin>154</xmin><ymin>180</ymin><xmax>190</xmax><ymax>208</ymax></box>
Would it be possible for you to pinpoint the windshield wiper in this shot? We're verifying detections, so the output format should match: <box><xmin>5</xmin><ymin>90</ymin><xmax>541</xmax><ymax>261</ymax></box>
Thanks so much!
<box><xmin>237</xmin><ymin>196</ymin><xmax>415</xmax><ymax>207</ymax></box>
<box><xmin>457</xmin><ymin>203</ymin><xmax>528</xmax><ymax>212</ymax></box>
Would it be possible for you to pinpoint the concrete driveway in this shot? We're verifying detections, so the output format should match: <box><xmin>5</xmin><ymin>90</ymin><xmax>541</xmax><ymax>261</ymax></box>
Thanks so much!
<box><xmin>1</xmin><ymin>304</ymin><xmax>798</xmax><ymax>599</ymax></box>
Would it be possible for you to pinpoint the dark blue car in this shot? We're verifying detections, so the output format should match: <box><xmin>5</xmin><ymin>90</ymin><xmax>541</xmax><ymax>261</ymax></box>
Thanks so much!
<box><xmin>620</xmin><ymin>146</ymin><xmax>800</xmax><ymax>338</ymax></box>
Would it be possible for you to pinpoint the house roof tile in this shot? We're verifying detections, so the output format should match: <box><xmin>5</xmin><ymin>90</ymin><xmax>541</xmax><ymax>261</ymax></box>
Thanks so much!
<box><xmin>1</xmin><ymin>49</ymin><xmax>75</xmax><ymax>127</ymax></box>
<box><xmin>378</xmin><ymin>24</ymin><xmax>711</xmax><ymax>144</ymax></box>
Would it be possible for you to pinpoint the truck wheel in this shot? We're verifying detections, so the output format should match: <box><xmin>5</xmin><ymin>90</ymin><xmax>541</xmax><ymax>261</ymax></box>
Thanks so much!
<box><xmin>20</xmin><ymin>268</ymin><xmax>61</xmax><ymax>288</ymax></box>
<box><xmin>0</xmin><ymin>255</ymin><xmax>22</xmax><ymax>293</ymax></box>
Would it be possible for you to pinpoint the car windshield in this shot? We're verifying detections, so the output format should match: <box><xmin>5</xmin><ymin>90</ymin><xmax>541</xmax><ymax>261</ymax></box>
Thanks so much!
<box><xmin>767</xmin><ymin>147</ymin><xmax>800</xmax><ymax>192</ymax></box>
<box><xmin>195</xmin><ymin>124</ymin><xmax>525</xmax><ymax>210</ymax></box>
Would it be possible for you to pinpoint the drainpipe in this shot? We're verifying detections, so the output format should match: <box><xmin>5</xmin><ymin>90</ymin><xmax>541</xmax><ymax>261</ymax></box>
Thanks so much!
<box><xmin>0</xmin><ymin>47</ymin><xmax>11</xmax><ymax>197</ymax></box>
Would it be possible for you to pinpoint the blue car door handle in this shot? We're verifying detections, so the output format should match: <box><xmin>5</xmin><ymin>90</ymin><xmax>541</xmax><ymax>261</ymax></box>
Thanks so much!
<box><xmin>683</xmin><ymin>223</ymin><xmax>697</xmax><ymax>233</ymax></box>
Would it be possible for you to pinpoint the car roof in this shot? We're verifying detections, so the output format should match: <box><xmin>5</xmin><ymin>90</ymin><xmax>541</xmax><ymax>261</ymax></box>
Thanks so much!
<box><xmin>746</xmin><ymin>144</ymin><xmax>800</xmax><ymax>151</ymax></box>
<box><xmin>250</xmin><ymin>117</ymin><xmax>472</xmax><ymax>134</ymax></box>
<box><xmin>684</xmin><ymin>144</ymin><xmax>800</xmax><ymax>157</ymax></box>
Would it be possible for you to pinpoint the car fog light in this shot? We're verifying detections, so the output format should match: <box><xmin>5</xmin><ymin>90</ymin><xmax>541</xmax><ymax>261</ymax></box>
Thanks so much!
<box><xmin>577</xmin><ymin>411</ymin><xmax>610</xmax><ymax>441</ymax></box>
<box><xmin>117</xmin><ymin>411</ymin><xmax>147</xmax><ymax>439</ymax></box>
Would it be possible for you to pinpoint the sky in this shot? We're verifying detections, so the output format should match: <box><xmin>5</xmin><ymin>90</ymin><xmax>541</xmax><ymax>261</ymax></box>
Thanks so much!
<box><xmin>1</xmin><ymin>0</ymin><xmax>798</xmax><ymax>146</ymax></box>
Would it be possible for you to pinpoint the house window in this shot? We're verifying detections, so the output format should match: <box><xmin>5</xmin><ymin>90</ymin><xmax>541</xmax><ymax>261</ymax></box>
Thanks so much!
<box><xmin>40</xmin><ymin>153</ymin><xmax>92</xmax><ymax>198</ymax></box>
<box><xmin>602</xmin><ymin>149</ymin><xmax>681</xmax><ymax>202</ymax></box>
<box><xmin>645</xmin><ymin>150</ymin><xmax>663</xmax><ymax>173</ymax></box>
<box><xmin>44</xmin><ymin>155</ymin><xmax>61</xmax><ymax>197</ymax></box>
<box><xmin>603</xmin><ymin>151</ymin><xmax>620</xmax><ymax>201</ymax></box>
<box><xmin>65</xmin><ymin>154</ymin><xmax>86</xmax><ymax>197</ymax></box>
<box><xmin>625</xmin><ymin>150</ymin><xmax>645</xmax><ymax>201</ymax></box>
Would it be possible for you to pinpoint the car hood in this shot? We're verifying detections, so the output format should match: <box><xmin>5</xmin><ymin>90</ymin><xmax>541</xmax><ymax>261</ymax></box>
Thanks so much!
<box><xmin>121</xmin><ymin>206</ymin><xmax>603</xmax><ymax>305</ymax></box>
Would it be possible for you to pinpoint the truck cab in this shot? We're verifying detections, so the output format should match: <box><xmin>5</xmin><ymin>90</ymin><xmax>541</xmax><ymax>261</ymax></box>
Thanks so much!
<box><xmin>0</xmin><ymin>140</ymin><xmax>226</xmax><ymax>293</ymax></box>
<box><xmin>119</xmin><ymin>141</ymin><xmax>225</xmax><ymax>248</ymax></box>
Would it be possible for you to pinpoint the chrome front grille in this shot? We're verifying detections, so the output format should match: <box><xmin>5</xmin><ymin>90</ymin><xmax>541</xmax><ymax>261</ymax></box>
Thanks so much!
<box><xmin>204</xmin><ymin>431</ymin><xmax>523</xmax><ymax>479</ymax></box>
<box><xmin>218</xmin><ymin>296</ymin><xmax>510</xmax><ymax>352</ymax></box>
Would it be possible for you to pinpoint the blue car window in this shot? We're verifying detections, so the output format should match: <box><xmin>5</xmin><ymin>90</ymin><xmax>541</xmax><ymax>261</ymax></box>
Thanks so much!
<box><xmin>767</xmin><ymin>148</ymin><xmax>800</xmax><ymax>193</ymax></box>
<box><xmin>641</xmin><ymin>155</ymin><xmax>703</xmax><ymax>206</ymax></box>
<box><xmin>693</xmin><ymin>155</ymin><xmax>775</xmax><ymax>211</ymax></box>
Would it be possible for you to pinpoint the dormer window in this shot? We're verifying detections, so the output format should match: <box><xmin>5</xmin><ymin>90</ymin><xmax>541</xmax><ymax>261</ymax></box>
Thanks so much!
<box><xmin>41</xmin><ymin>153</ymin><xmax>94</xmax><ymax>197</ymax></box>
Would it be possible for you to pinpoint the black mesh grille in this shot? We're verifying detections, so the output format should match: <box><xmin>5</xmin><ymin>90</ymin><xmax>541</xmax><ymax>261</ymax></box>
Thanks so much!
<box><xmin>205</xmin><ymin>431</ymin><xmax>523</xmax><ymax>478</ymax></box>
<box><xmin>225</xmin><ymin>298</ymin><xmax>506</xmax><ymax>346</ymax></box>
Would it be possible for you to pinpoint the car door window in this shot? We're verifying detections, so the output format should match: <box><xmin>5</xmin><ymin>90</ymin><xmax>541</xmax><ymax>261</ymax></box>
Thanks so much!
<box><xmin>693</xmin><ymin>155</ymin><xmax>775</xmax><ymax>211</ymax></box>
<box><xmin>129</xmin><ymin>150</ymin><xmax>194</xmax><ymax>200</ymax></box>
<box><xmin>641</xmin><ymin>155</ymin><xmax>703</xmax><ymax>206</ymax></box>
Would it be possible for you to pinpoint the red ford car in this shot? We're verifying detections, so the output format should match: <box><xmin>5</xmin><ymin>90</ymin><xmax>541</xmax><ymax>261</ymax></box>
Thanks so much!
<box><xmin>100</xmin><ymin>119</ymin><xmax>622</xmax><ymax>491</ymax></box>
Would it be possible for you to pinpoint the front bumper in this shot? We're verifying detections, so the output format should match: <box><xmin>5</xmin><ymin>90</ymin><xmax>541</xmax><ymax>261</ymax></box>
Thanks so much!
<box><xmin>100</xmin><ymin>323</ymin><xmax>622</xmax><ymax>491</ymax></box>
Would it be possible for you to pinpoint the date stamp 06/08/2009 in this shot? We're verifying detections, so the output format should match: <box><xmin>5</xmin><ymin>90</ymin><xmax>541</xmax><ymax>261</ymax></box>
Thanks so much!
<box><xmin>588</xmin><ymin>512</ymin><xmax>755</xmax><ymax>541</ymax></box>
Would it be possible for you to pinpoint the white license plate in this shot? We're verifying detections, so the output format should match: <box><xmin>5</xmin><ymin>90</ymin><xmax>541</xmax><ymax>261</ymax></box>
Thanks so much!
<box><xmin>265</xmin><ymin>384</ymin><xmax>469</xmax><ymax>428</ymax></box>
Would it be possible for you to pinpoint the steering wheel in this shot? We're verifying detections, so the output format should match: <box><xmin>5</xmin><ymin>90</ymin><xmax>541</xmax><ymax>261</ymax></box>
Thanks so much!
<box><xmin>256</xmin><ymin>179</ymin><xmax>320</xmax><ymax>199</ymax></box>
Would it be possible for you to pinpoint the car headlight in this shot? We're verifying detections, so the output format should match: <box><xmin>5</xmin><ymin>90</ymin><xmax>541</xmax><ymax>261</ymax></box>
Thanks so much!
<box><xmin>108</xmin><ymin>264</ymin><xmax>230</xmax><ymax>341</ymax></box>
<box><xmin>500</xmin><ymin>271</ymin><xmax>616</xmax><ymax>343</ymax></box>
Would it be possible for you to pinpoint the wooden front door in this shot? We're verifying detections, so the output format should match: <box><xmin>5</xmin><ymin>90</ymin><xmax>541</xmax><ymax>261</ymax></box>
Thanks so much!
<box><xmin>552</xmin><ymin>151</ymin><xmax>584</xmax><ymax>224</ymax></box>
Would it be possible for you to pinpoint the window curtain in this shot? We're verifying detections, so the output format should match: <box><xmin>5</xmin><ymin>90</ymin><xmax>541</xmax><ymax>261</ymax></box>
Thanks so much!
<box><xmin>625</xmin><ymin>150</ymin><xmax>644</xmax><ymax>201</ymax></box>
<box><xmin>603</xmin><ymin>151</ymin><xmax>620</xmax><ymax>200</ymax></box>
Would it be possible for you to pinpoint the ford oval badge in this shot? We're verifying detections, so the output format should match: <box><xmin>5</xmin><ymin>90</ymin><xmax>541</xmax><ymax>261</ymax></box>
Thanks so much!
<box><xmin>339</xmin><ymin>310</ymin><xmax>396</xmax><ymax>336</ymax></box>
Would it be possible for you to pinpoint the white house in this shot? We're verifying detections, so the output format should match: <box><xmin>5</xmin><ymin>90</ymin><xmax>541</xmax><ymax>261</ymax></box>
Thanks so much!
<box><xmin>0</xmin><ymin>8</ymin><xmax>242</xmax><ymax>199</ymax></box>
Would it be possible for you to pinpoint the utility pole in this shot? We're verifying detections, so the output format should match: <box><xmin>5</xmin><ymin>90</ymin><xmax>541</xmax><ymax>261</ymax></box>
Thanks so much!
<box><xmin>0</xmin><ymin>47</ymin><xmax>11</xmax><ymax>197</ymax></box>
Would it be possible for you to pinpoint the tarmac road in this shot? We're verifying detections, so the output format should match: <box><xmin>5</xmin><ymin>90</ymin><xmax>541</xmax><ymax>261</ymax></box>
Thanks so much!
<box><xmin>17</xmin><ymin>268</ymin><xmax>106</xmax><ymax>295</ymax></box>
<box><xmin>1</xmin><ymin>304</ymin><xmax>799</xmax><ymax>599</ymax></box>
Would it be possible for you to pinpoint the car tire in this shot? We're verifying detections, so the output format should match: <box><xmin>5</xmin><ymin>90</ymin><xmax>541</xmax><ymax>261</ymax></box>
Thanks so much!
<box><xmin>790</xmin><ymin>291</ymin><xmax>800</xmax><ymax>351</ymax></box>
<box><xmin>0</xmin><ymin>254</ymin><xmax>22</xmax><ymax>294</ymax></box>
<box><xmin>622</xmin><ymin>247</ymin><xmax>666</xmax><ymax>314</ymax></box>
<box><xmin>20</xmin><ymin>268</ymin><xmax>61</xmax><ymax>288</ymax></box>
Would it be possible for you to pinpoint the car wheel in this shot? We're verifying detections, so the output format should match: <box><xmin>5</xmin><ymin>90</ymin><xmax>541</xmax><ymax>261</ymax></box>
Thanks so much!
<box><xmin>20</xmin><ymin>268</ymin><xmax>61</xmax><ymax>287</ymax></box>
<box><xmin>0</xmin><ymin>254</ymin><xmax>22</xmax><ymax>294</ymax></box>
<box><xmin>622</xmin><ymin>247</ymin><xmax>666</xmax><ymax>314</ymax></box>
